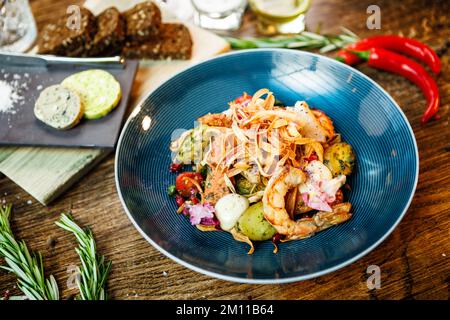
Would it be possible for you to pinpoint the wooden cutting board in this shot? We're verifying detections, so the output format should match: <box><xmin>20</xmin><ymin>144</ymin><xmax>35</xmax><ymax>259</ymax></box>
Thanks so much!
<box><xmin>0</xmin><ymin>0</ymin><xmax>230</xmax><ymax>205</ymax></box>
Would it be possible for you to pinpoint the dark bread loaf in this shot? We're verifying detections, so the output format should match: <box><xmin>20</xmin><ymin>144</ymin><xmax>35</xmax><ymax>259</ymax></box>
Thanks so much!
<box><xmin>122</xmin><ymin>23</ymin><xmax>192</xmax><ymax>60</ymax></box>
<box><xmin>37</xmin><ymin>3</ymin><xmax>193</xmax><ymax>60</ymax></box>
<box><xmin>87</xmin><ymin>7</ymin><xmax>126</xmax><ymax>57</ymax></box>
<box><xmin>37</xmin><ymin>7</ymin><xmax>97</xmax><ymax>57</ymax></box>
<box><xmin>123</xmin><ymin>1</ymin><xmax>161</xmax><ymax>43</ymax></box>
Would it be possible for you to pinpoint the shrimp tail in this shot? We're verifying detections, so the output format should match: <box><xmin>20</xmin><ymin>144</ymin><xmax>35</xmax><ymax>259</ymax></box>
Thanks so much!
<box><xmin>285</xmin><ymin>203</ymin><xmax>352</xmax><ymax>241</ymax></box>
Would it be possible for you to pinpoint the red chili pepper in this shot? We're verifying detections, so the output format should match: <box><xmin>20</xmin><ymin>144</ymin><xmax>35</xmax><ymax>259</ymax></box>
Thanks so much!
<box><xmin>353</xmin><ymin>48</ymin><xmax>440</xmax><ymax>124</ymax></box>
<box><xmin>335</xmin><ymin>49</ymin><xmax>361</xmax><ymax>65</ymax></box>
<box><xmin>336</xmin><ymin>35</ymin><xmax>441</xmax><ymax>74</ymax></box>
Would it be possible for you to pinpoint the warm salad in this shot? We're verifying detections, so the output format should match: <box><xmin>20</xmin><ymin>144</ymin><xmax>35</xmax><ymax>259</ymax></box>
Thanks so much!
<box><xmin>168</xmin><ymin>89</ymin><xmax>355</xmax><ymax>254</ymax></box>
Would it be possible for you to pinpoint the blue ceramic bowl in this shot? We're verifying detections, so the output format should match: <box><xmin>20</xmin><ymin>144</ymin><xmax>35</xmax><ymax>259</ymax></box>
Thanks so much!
<box><xmin>115</xmin><ymin>49</ymin><xmax>418</xmax><ymax>283</ymax></box>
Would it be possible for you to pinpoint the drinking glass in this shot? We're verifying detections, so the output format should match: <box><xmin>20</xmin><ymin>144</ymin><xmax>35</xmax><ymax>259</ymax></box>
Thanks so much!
<box><xmin>191</xmin><ymin>0</ymin><xmax>247</xmax><ymax>32</ymax></box>
<box><xmin>249</xmin><ymin>0</ymin><xmax>311</xmax><ymax>35</ymax></box>
<box><xmin>0</xmin><ymin>0</ymin><xmax>37</xmax><ymax>52</ymax></box>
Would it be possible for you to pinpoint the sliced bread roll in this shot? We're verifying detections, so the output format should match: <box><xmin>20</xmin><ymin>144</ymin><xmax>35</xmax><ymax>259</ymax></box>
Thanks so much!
<box><xmin>87</xmin><ymin>7</ymin><xmax>126</xmax><ymax>57</ymax></box>
<box><xmin>34</xmin><ymin>85</ymin><xmax>84</xmax><ymax>130</ymax></box>
<box><xmin>123</xmin><ymin>1</ymin><xmax>161</xmax><ymax>42</ymax></box>
<box><xmin>37</xmin><ymin>7</ymin><xmax>97</xmax><ymax>57</ymax></box>
<box><xmin>61</xmin><ymin>69</ymin><xmax>122</xmax><ymax>119</ymax></box>
<box><xmin>122</xmin><ymin>23</ymin><xmax>193</xmax><ymax>60</ymax></box>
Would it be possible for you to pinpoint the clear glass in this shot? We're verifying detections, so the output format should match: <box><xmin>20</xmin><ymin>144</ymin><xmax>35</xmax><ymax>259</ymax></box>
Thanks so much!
<box><xmin>191</xmin><ymin>0</ymin><xmax>247</xmax><ymax>32</ymax></box>
<box><xmin>249</xmin><ymin>0</ymin><xmax>309</xmax><ymax>35</ymax></box>
<box><xmin>0</xmin><ymin>0</ymin><xmax>37</xmax><ymax>52</ymax></box>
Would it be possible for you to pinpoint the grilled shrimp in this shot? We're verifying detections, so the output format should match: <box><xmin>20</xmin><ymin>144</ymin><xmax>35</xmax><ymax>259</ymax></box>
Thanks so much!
<box><xmin>312</xmin><ymin>109</ymin><xmax>335</xmax><ymax>140</ymax></box>
<box><xmin>262</xmin><ymin>166</ymin><xmax>312</xmax><ymax>238</ymax></box>
<box><xmin>262</xmin><ymin>166</ymin><xmax>352</xmax><ymax>240</ymax></box>
<box><xmin>244</xmin><ymin>102</ymin><xmax>329</xmax><ymax>142</ymax></box>
<box><xmin>294</xmin><ymin>202</ymin><xmax>353</xmax><ymax>239</ymax></box>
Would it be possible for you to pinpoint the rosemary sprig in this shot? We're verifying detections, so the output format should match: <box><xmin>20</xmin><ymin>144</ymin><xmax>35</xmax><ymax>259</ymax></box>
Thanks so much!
<box><xmin>0</xmin><ymin>204</ymin><xmax>59</xmax><ymax>300</ymax></box>
<box><xmin>225</xmin><ymin>27</ymin><xmax>359</xmax><ymax>53</ymax></box>
<box><xmin>56</xmin><ymin>213</ymin><xmax>112</xmax><ymax>300</ymax></box>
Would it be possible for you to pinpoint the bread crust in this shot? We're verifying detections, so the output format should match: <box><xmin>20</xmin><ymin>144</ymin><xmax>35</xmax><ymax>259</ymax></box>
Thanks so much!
<box><xmin>122</xmin><ymin>23</ymin><xmax>192</xmax><ymax>60</ymax></box>
<box><xmin>87</xmin><ymin>7</ymin><xmax>126</xmax><ymax>57</ymax></box>
<box><xmin>37</xmin><ymin>8</ymin><xmax>97</xmax><ymax>57</ymax></box>
<box><xmin>123</xmin><ymin>1</ymin><xmax>161</xmax><ymax>43</ymax></box>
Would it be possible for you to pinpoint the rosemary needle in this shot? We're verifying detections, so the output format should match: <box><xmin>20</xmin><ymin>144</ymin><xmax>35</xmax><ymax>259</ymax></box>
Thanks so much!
<box><xmin>0</xmin><ymin>204</ymin><xmax>59</xmax><ymax>300</ymax></box>
<box><xmin>225</xmin><ymin>28</ymin><xmax>359</xmax><ymax>53</ymax></box>
<box><xmin>56</xmin><ymin>213</ymin><xmax>112</xmax><ymax>300</ymax></box>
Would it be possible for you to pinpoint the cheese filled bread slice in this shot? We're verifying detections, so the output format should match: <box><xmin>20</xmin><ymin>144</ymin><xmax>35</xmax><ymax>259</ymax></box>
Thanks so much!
<box><xmin>34</xmin><ymin>85</ymin><xmax>84</xmax><ymax>130</ymax></box>
<box><xmin>61</xmin><ymin>69</ymin><xmax>122</xmax><ymax>120</ymax></box>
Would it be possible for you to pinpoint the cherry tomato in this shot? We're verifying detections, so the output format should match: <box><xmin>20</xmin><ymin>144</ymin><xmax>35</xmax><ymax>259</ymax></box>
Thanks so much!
<box><xmin>175</xmin><ymin>172</ymin><xmax>203</xmax><ymax>197</ymax></box>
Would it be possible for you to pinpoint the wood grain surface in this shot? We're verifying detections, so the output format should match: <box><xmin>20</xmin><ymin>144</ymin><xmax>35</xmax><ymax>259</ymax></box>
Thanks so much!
<box><xmin>0</xmin><ymin>0</ymin><xmax>449</xmax><ymax>300</ymax></box>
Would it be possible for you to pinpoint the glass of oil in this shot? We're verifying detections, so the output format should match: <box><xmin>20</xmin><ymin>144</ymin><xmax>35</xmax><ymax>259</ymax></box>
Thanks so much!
<box><xmin>249</xmin><ymin>0</ymin><xmax>311</xmax><ymax>35</ymax></box>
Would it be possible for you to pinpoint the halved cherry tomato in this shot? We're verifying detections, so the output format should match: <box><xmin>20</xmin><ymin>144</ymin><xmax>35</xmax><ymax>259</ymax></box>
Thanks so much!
<box><xmin>175</xmin><ymin>172</ymin><xmax>203</xmax><ymax>197</ymax></box>
<box><xmin>234</xmin><ymin>93</ymin><xmax>252</xmax><ymax>104</ymax></box>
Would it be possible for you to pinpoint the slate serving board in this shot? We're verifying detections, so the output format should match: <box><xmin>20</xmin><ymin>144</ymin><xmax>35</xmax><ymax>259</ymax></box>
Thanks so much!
<box><xmin>0</xmin><ymin>60</ymin><xmax>139</xmax><ymax>148</ymax></box>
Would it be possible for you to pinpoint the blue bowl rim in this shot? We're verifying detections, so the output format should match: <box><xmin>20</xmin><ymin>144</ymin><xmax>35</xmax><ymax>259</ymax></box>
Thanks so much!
<box><xmin>114</xmin><ymin>48</ymin><xmax>419</xmax><ymax>284</ymax></box>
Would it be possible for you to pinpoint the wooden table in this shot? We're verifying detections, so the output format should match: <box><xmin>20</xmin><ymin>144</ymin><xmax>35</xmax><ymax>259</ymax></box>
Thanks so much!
<box><xmin>0</xmin><ymin>0</ymin><xmax>449</xmax><ymax>300</ymax></box>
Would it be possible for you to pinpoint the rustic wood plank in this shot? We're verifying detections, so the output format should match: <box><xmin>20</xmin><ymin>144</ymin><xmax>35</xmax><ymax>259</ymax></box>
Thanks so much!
<box><xmin>0</xmin><ymin>147</ymin><xmax>110</xmax><ymax>205</ymax></box>
<box><xmin>0</xmin><ymin>0</ymin><xmax>448</xmax><ymax>300</ymax></box>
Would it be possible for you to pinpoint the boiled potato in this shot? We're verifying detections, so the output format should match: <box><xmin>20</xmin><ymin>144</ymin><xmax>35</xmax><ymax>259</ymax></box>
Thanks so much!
<box><xmin>236</xmin><ymin>202</ymin><xmax>276</xmax><ymax>241</ymax></box>
<box><xmin>323</xmin><ymin>142</ymin><xmax>355</xmax><ymax>177</ymax></box>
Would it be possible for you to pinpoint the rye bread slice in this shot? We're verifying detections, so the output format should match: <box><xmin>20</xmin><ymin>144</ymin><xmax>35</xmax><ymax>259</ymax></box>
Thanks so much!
<box><xmin>123</xmin><ymin>1</ymin><xmax>161</xmax><ymax>43</ymax></box>
<box><xmin>87</xmin><ymin>7</ymin><xmax>126</xmax><ymax>57</ymax></box>
<box><xmin>37</xmin><ymin>7</ymin><xmax>97</xmax><ymax>57</ymax></box>
<box><xmin>122</xmin><ymin>23</ymin><xmax>192</xmax><ymax>60</ymax></box>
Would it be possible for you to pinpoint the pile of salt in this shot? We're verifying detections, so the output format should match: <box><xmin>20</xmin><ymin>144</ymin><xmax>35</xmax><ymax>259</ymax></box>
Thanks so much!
<box><xmin>0</xmin><ymin>80</ymin><xmax>22</xmax><ymax>114</ymax></box>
